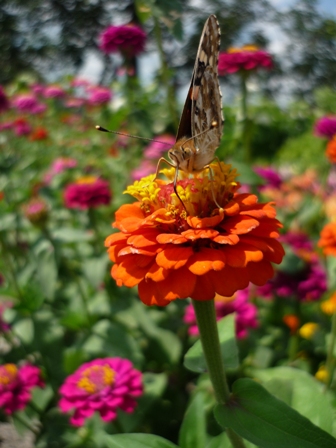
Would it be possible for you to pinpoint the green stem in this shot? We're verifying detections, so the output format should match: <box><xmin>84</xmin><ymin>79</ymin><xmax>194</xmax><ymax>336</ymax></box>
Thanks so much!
<box><xmin>0</xmin><ymin>233</ymin><xmax>23</xmax><ymax>300</ymax></box>
<box><xmin>87</xmin><ymin>207</ymin><xmax>103</xmax><ymax>256</ymax></box>
<box><xmin>153</xmin><ymin>16</ymin><xmax>179</xmax><ymax>130</ymax></box>
<box><xmin>325</xmin><ymin>310</ymin><xmax>336</xmax><ymax>390</ymax></box>
<box><xmin>192</xmin><ymin>299</ymin><xmax>246</xmax><ymax>448</ymax></box>
<box><xmin>11</xmin><ymin>413</ymin><xmax>40</xmax><ymax>436</ymax></box>
<box><xmin>240</xmin><ymin>73</ymin><xmax>251</xmax><ymax>164</ymax></box>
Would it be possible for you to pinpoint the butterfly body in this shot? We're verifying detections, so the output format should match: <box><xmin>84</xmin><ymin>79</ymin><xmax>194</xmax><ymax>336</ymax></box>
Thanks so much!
<box><xmin>158</xmin><ymin>15</ymin><xmax>223</xmax><ymax>187</ymax></box>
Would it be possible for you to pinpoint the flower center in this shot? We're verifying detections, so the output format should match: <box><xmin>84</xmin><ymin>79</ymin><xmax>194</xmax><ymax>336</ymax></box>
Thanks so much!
<box><xmin>0</xmin><ymin>364</ymin><xmax>18</xmax><ymax>386</ymax></box>
<box><xmin>76</xmin><ymin>176</ymin><xmax>98</xmax><ymax>185</ymax></box>
<box><xmin>77</xmin><ymin>365</ymin><xmax>115</xmax><ymax>394</ymax></box>
<box><xmin>125</xmin><ymin>162</ymin><xmax>239</xmax><ymax>218</ymax></box>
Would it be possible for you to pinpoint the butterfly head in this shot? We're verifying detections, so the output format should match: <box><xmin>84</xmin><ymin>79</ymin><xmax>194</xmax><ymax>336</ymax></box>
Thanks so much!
<box><xmin>168</xmin><ymin>137</ymin><xmax>196</xmax><ymax>170</ymax></box>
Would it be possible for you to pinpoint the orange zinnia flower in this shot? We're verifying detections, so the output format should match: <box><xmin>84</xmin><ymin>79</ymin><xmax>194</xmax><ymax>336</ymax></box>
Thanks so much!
<box><xmin>326</xmin><ymin>136</ymin><xmax>336</xmax><ymax>163</ymax></box>
<box><xmin>318</xmin><ymin>222</ymin><xmax>336</xmax><ymax>256</ymax></box>
<box><xmin>105</xmin><ymin>163</ymin><xmax>285</xmax><ymax>306</ymax></box>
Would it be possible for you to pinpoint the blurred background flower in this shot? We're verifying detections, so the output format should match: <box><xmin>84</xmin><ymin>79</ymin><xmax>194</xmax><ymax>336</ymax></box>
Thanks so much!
<box><xmin>64</xmin><ymin>177</ymin><xmax>111</xmax><ymax>209</ymax></box>
<box><xmin>0</xmin><ymin>363</ymin><xmax>44</xmax><ymax>414</ymax></box>
<box><xmin>99</xmin><ymin>24</ymin><xmax>146</xmax><ymax>57</ymax></box>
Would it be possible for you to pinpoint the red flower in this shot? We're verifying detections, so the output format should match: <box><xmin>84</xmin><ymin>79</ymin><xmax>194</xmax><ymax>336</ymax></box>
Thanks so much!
<box><xmin>29</xmin><ymin>127</ymin><xmax>49</xmax><ymax>141</ymax></box>
<box><xmin>105</xmin><ymin>164</ymin><xmax>284</xmax><ymax>306</ymax></box>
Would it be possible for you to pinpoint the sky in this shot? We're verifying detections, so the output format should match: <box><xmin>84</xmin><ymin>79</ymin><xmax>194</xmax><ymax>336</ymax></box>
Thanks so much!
<box><xmin>79</xmin><ymin>0</ymin><xmax>336</xmax><ymax>84</ymax></box>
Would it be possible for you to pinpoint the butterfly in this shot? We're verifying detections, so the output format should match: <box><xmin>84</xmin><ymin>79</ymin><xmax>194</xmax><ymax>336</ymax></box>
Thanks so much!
<box><xmin>156</xmin><ymin>14</ymin><xmax>224</xmax><ymax>205</ymax></box>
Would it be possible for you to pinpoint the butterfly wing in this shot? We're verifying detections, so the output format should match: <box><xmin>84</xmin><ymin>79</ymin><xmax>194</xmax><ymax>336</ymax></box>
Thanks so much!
<box><xmin>173</xmin><ymin>15</ymin><xmax>223</xmax><ymax>172</ymax></box>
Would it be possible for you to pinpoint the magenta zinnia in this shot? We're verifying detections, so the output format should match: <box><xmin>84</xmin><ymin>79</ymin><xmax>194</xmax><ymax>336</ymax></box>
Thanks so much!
<box><xmin>218</xmin><ymin>45</ymin><xmax>273</xmax><ymax>75</ymax></box>
<box><xmin>314</xmin><ymin>116</ymin><xmax>336</xmax><ymax>139</ymax></box>
<box><xmin>64</xmin><ymin>176</ymin><xmax>111</xmax><ymax>209</ymax></box>
<box><xmin>99</xmin><ymin>24</ymin><xmax>146</xmax><ymax>57</ymax></box>
<box><xmin>59</xmin><ymin>358</ymin><xmax>143</xmax><ymax>426</ymax></box>
<box><xmin>0</xmin><ymin>363</ymin><xmax>44</xmax><ymax>414</ymax></box>
<box><xmin>105</xmin><ymin>163</ymin><xmax>285</xmax><ymax>306</ymax></box>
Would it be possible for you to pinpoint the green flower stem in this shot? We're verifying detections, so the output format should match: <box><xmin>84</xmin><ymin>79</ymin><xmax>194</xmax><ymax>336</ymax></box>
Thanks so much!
<box><xmin>0</xmin><ymin>233</ymin><xmax>23</xmax><ymax>300</ymax></box>
<box><xmin>11</xmin><ymin>414</ymin><xmax>39</xmax><ymax>436</ymax></box>
<box><xmin>325</xmin><ymin>309</ymin><xmax>336</xmax><ymax>390</ymax></box>
<box><xmin>87</xmin><ymin>207</ymin><xmax>102</xmax><ymax>255</ymax></box>
<box><xmin>192</xmin><ymin>299</ymin><xmax>247</xmax><ymax>448</ymax></box>
<box><xmin>240</xmin><ymin>73</ymin><xmax>251</xmax><ymax>164</ymax></box>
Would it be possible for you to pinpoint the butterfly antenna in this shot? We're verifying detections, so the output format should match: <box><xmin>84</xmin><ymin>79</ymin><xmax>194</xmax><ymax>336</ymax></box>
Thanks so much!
<box><xmin>95</xmin><ymin>126</ymin><xmax>173</xmax><ymax>146</ymax></box>
<box><xmin>182</xmin><ymin>120</ymin><xmax>218</xmax><ymax>146</ymax></box>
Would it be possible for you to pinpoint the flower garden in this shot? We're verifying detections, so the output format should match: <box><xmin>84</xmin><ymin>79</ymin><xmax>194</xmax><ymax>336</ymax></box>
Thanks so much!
<box><xmin>1</xmin><ymin>13</ymin><xmax>336</xmax><ymax>448</ymax></box>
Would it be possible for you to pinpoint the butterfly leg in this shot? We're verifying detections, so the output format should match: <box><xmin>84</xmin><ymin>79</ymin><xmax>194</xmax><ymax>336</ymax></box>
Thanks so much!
<box><xmin>154</xmin><ymin>157</ymin><xmax>176</xmax><ymax>180</ymax></box>
<box><xmin>204</xmin><ymin>164</ymin><xmax>223</xmax><ymax>211</ymax></box>
<box><xmin>154</xmin><ymin>158</ymin><xmax>187</xmax><ymax>211</ymax></box>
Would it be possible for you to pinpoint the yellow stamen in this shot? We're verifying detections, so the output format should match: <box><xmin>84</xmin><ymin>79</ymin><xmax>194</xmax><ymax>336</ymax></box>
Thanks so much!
<box><xmin>0</xmin><ymin>364</ymin><xmax>18</xmax><ymax>385</ymax></box>
<box><xmin>76</xmin><ymin>176</ymin><xmax>98</xmax><ymax>184</ymax></box>
<box><xmin>77</xmin><ymin>365</ymin><xmax>115</xmax><ymax>394</ymax></box>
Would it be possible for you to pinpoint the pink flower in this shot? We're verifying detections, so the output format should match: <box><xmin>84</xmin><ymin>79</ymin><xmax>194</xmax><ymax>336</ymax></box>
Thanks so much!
<box><xmin>314</xmin><ymin>116</ymin><xmax>336</xmax><ymax>139</ymax></box>
<box><xmin>0</xmin><ymin>364</ymin><xmax>44</xmax><ymax>414</ymax></box>
<box><xmin>64</xmin><ymin>177</ymin><xmax>111</xmax><ymax>209</ymax></box>
<box><xmin>12</xmin><ymin>94</ymin><xmax>46</xmax><ymax>114</ymax></box>
<box><xmin>59</xmin><ymin>358</ymin><xmax>143</xmax><ymax>426</ymax></box>
<box><xmin>64</xmin><ymin>98</ymin><xmax>86</xmax><ymax>108</ymax></box>
<box><xmin>0</xmin><ymin>86</ymin><xmax>9</xmax><ymax>113</ymax></box>
<box><xmin>143</xmin><ymin>134</ymin><xmax>175</xmax><ymax>159</ymax></box>
<box><xmin>22</xmin><ymin>197</ymin><xmax>49</xmax><ymax>226</ymax></box>
<box><xmin>184</xmin><ymin>289</ymin><xmax>258</xmax><ymax>339</ymax></box>
<box><xmin>99</xmin><ymin>24</ymin><xmax>146</xmax><ymax>57</ymax></box>
<box><xmin>13</xmin><ymin>94</ymin><xmax>38</xmax><ymax>112</ymax></box>
<box><xmin>30</xmin><ymin>83</ymin><xmax>45</xmax><ymax>95</ymax></box>
<box><xmin>87</xmin><ymin>86</ymin><xmax>112</xmax><ymax>106</ymax></box>
<box><xmin>131</xmin><ymin>160</ymin><xmax>156</xmax><ymax>180</ymax></box>
<box><xmin>43</xmin><ymin>85</ymin><xmax>65</xmax><ymax>99</ymax></box>
<box><xmin>218</xmin><ymin>45</ymin><xmax>273</xmax><ymax>75</ymax></box>
<box><xmin>71</xmin><ymin>78</ymin><xmax>91</xmax><ymax>88</ymax></box>
<box><xmin>44</xmin><ymin>157</ymin><xmax>78</xmax><ymax>183</ymax></box>
<box><xmin>0</xmin><ymin>121</ymin><xmax>13</xmax><ymax>131</ymax></box>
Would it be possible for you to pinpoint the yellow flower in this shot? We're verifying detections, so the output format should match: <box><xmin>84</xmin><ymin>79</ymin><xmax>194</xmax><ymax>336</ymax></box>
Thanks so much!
<box><xmin>321</xmin><ymin>293</ymin><xmax>336</xmax><ymax>315</ymax></box>
<box><xmin>299</xmin><ymin>322</ymin><xmax>318</xmax><ymax>339</ymax></box>
<box><xmin>315</xmin><ymin>365</ymin><xmax>329</xmax><ymax>383</ymax></box>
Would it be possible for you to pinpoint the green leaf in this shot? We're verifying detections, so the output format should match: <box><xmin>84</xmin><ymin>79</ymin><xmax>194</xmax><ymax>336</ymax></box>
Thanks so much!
<box><xmin>33</xmin><ymin>239</ymin><xmax>58</xmax><ymax>300</ymax></box>
<box><xmin>104</xmin><ymin>433</ymin><xmax>178</xmax><ymax>448</ymax></box>
<box><xmin>252</xmin><ymin>367</ymin><xmax>334</xmax><ymax>434</ymax></box>
<box><xmin>214</xmin><ymin>378</ymin><xmax>336</xmax><ymax>448</ymax></box>
<box><xmin>327</xmin><ymin>256</ymin><xmax>336</xmax><ymax>290</ymax></box>
<box><xmin>184</xmin><ymin>314</ymin><xmax>238</xmax><ymax>373</ymax></box>
<box><xmin>31</xmin><ymin>385</ymin><xmax>54</xmax><ymax>412</ymax></box>
<box><xmin>233</xmin><ymin>161</ymin><xmax>261</xmax><ymax>186</ymax></box>
<box><xmin>82</xmin><ymin>255</ymin><xmax>109</xmax><ymax>289</ymax></box>
<box><xmin>277</xmin><ymin>245</ymin><xmax>305</xmax><ymax>274</ymax></box>
<box><xmin>63</xmin><ymin>347</ymin><xmax>88</xmax><ymax>374</ymax></box>
<box><xmin>135</xmin><ymin>302</ymin><xmax>182</xmax><ymax>365</ymax></box>
<box><xmin>52</xmin><ymin>227</ymin><xmax>93</xmax><ymax>243</ymax></box>
<box><xmin>179</xmin><ymin>393</ymin><xmax>207</xmax><ymax>448</ymax></box>
<box><xmin>82</xmin><ymin>319</ymin><xmax>144</xmax><ymax>366</ymax></box>
<box><xmin>118</xmin><ymin>372</ymin><xmax>168</xmax><ymax>433</ymax></box>
<box><xmin>12</xmin><ymin>318</ymin><xmax>34</xmax><ymax>344</ymax></box>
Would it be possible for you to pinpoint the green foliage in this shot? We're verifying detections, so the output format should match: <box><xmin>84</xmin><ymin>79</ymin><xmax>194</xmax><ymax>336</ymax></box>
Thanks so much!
<box><xmin>214</xmin><ymin>379</ymin><xmax>336</xmax><ymax>447</ymax></box>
